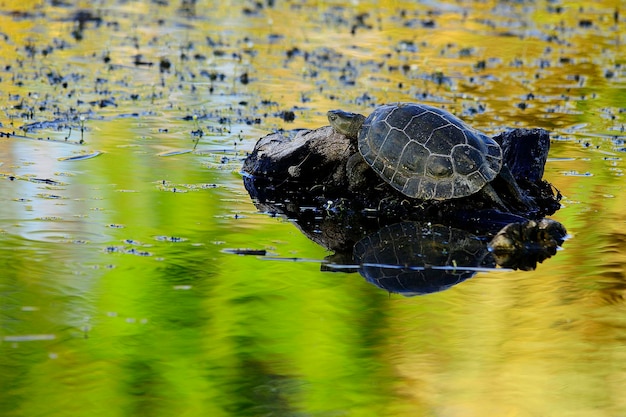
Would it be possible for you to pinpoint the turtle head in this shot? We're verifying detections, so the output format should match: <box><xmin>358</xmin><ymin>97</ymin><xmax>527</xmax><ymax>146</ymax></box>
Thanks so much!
<box><xmin>327</xmin><ymin>110</ymin><xmax>365</xmax><ymax>141</ymax></box>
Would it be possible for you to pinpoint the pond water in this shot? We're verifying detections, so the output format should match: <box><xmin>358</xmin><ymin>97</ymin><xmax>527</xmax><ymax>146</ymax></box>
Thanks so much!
<box><xmin>0</xmin><ymin>0</ymin><xmax>625</xmax><ymax>416</ymax></box>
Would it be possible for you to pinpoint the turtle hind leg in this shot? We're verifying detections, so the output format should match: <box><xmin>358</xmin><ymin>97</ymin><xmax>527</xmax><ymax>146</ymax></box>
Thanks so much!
<box><xmin>493</xmin><ymin>165</ymin><xmax>536</xmax><ymax>214</ymax></box>
<box><xmin>476</xmin><ymin>183</ymin><xmax>510</xmax><ymax>213</ymax></box>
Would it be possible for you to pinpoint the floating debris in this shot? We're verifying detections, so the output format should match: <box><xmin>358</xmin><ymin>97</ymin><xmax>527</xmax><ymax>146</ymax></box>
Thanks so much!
<box><xmin>222</xmin><ymin>248</ymin><xmax>268</xmax><ymax>256</ymax></box>
<box><xmin>562</xmin><ymin>170</ymin><xmax>593</xmax><ymax>177</ymax></box>
<box><xmin>155</xmin><ymin>236</ymin><xmax>187</xmax><ymax>242</ymax></box>
<box><xmin>58</xmin><ymin>151</ymin><xmax>102</xmax><ymax>161</ymax></box>
<box><xmin>157</xmin><ymin>149</ymin><xmax>193</xmax><ymax>157</ymax></box>
<box><xmin>35</xmin><ymin>193</ymin><xmax>64</xmax><ymax>200</ymax></box>
<box><xmin>104</xmin><ymin>246</ymin><xmax>151</xmax><ymax>256</ymax></box>
<box><xmin>30</xmin><ymin>178</ymin><xmax>63</xmax><ymax>185</ymax></box>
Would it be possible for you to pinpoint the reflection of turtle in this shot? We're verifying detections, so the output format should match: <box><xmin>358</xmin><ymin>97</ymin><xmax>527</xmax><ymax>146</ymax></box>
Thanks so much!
<box><xmin>328</xmin><ymin>103</ymin><xmax>528</xmax><ymax>207</ymax></box>
<box><xmin>353</xmin><ymin>222</ymin><xmax>495</xmax><ymax>295</ymax></box>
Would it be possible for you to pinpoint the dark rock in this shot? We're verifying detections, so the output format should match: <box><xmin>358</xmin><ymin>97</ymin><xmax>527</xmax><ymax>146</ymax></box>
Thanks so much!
<box><xmin>494</xmin><ymin>128</ymin><xmax>549</xmax><ymax>184</ymax></box>
<box><xmin>242</xmin><ymin>126</ymin><xmax>349</xmax><ymax>186</ymax></box>
<box><xmin>494</xmin><ymin>128</ymin><xmax>562</xmax><ymax>215</ymax></box>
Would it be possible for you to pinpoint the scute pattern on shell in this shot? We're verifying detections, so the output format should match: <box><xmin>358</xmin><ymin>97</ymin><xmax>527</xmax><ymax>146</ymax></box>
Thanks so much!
<box><xmin>358</xmin><ymin>103</ymin><xmax>502</xmax><ymax>200</ymax></box>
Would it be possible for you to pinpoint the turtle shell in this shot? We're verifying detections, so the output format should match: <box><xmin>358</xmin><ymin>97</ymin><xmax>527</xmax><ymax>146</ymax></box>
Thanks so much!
<box><xmin>358</xmin><ymin>103</ymin><xmax>502</xmax><ymax>200</ymax></box>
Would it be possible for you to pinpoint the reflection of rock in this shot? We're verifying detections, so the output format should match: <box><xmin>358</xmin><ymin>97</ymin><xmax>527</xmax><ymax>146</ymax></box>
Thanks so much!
<box><xmin>353</xmin><ymin>222</ymin><xmax>494</xmax><ymax>295</ymax></box>
<box><xmin>489</xmin><ymin>219</ymin><xmax>568</xmax><ymax>271</ymax></box>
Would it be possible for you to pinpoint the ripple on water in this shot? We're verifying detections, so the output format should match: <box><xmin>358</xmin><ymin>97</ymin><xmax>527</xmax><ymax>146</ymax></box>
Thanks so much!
<box><xmin>3</xmin><ymin>334</ymin><xmax>56</xmax><ymax>342</ymax></box>
<box><xmin>57</xmin><ymin>150</ymin><xmax>103</xmax><ymax>161</ymax></box>
<box><xmin>7</xmin><ymin>219</ymin><xmax>110</xmax><ymax>244</ymax></box>
<box><xmin>157</xmin><ymin>149</ymin><xmax>193</xmax><ymax>157</ymax></box>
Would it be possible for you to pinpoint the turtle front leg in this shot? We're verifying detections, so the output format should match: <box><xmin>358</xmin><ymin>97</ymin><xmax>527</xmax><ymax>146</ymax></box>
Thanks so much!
<box><xmin>346</xmin><ymin>152</ymin><xmax>371</xmax><ymax>191</ymax></box>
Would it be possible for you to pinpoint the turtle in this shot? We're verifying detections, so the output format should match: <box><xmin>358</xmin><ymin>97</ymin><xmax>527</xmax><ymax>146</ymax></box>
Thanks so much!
<box><xmin>327</xmin><ymin>102</ymin><xmax>517</xmax><ymax>203</ymax></box>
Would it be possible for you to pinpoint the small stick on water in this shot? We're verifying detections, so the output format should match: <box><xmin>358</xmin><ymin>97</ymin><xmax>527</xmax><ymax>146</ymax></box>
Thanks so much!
<box><xmin>65</xmin><ymin>127</ymin><xmax>72</xmax><ymax>141</ymax></box>
<box><xmin>193</xmin><ymin>114</ymin><xmax>200</xmax><ymax>131</ymax></box>
<box><xmin>192</xmin><ymin>115</ymin><xmax>203</xmax><ymax>151</ymax></box>
<box><xmin>79</xmin><ymin>116</ymin><xmax>85</xmax><ymax>144</ymax></box>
